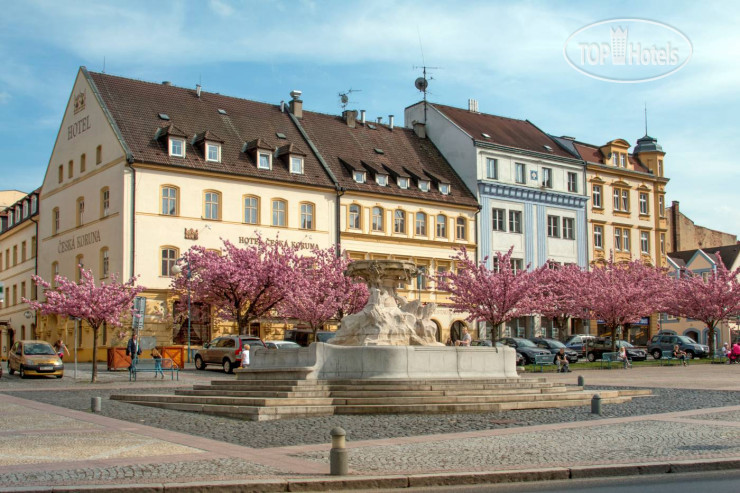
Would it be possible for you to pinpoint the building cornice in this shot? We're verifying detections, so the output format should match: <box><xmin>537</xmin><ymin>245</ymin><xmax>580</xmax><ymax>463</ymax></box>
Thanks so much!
<box><xmin>474</xmin><ymin>140</ymin><xmax>584</xmax><ymax>166</ymax></box>
<box><xmin>586</xmin><ymin>162</ymin><xmax>670</xmax><ymax>183</ymax></box>
<box><xmin>478</xmin><ymin>182</ymin><xmax>589</xmax><ymax>208</ymax></box>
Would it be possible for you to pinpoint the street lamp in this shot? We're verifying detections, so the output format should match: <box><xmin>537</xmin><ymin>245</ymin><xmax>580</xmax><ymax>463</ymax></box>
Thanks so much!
<box><xmin>171</xmin><ymin>261</ymin><xmax>192</xmax><ymax>363</ymax></box>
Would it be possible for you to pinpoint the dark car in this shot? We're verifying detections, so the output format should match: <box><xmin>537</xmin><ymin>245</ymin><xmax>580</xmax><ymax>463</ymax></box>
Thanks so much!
<box><xmin>564</xmin><ymin>334</ymin><xmax>597</xmax><ymax>354</ymax></box>
<box><xmin>585</xmin><ymin>338</ymin><xmax>647</xmax><ymax>362</ymax></box>
<box><xmin>194</xmin><ymin>335</ymin><xmax>266</xmax><ymax>373</ymax></box>
<box><xmin>647</xmin><ymin>334</ymin><xmax>709</xmax><ymax>360</ymax></box>
<box><xmin>500</xmin><ymin>337</ymin><xmax>552</xmax><ymax>365</ymax></box>
<box><xmin>284</xmin><ymin>329</ymin><xmax>336</xmax><ymax>347</ymax></box>
<box><xmin>471</xmin><ymin>340</ymin><xmax>524</xmax><ymax>365</ymax></box>
<box><xmin>530</xmin><ymin>337</ymin><xmax>579</xmax><ymax>363</ymax></box>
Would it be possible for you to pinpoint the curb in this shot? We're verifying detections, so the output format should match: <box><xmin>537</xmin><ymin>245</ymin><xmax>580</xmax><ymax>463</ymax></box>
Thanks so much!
<box><xmin>4</xmin><ymin>457</ymin><xmax>740</xmax><ymax>492</ymax></box>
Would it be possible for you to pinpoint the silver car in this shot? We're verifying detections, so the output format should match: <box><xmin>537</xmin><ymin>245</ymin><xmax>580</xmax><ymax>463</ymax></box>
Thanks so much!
<box><xmin>194</xmin><ymin>335</ymin><xmax>265</xmax><ymax>373</ymax></box>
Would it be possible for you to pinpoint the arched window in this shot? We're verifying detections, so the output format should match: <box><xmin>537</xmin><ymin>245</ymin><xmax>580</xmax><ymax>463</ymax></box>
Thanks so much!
<box><xmin>204</xmin><ymin>191</ymin><xmax>221</xmax><ymax>220</ymax></box>
<box><xmin>415</xmin><ymin>212</ymin><xmax>427</xmax><ymax>236</ymax></box>
<box><xmin>161</xmin><ymin>247</ymin><xmax>178</xmax><ymax>277</ymax></box>
<box><xmin>394</xmin><ymin>209</ymin><xmax>406</xmax><ymax>234</ymax></box>
<box><xmin>243</xmin><ymin>195</ymin><xmax>259</xmax><ymax>224</ymax></box>
<box><xmin>76</xmin><ymin>197</ymin><xmax>85</xmax><ymax>227</ymax></box>
<box><xmin>272</xmin><ymin>199</ymin><xmax>287</xmax><ymax>227</ymax></box>
<box><xmin>371</xmin><ymin>206</ymin><xmax>384</xmax><ymax>232</ymax></box>
<box><xmin>436</xmin><ymin>214</ymin><xmax>447</xmax><ymax>238</ymax></box>
<box><xmin>300</xmin><ymin>202</ymin><xmax>315</xmax><ymax>230</ymax></box>
<box><xmin>161</xmin><ymin>186</ymin><xmax>178</xmax><ymax>216</ymax></box>
<box><xmin>348</xmin><ymin>204</ymin><xmax>361</xmax><ymax>230</ymax></box>
<box><xmin>456</xmin><ymin>217</ymin><xmax>467</xmax><ymax>241</ymax></box>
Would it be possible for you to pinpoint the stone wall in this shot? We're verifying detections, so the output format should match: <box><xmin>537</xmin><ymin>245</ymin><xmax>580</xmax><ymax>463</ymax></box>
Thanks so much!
<box><xmin>667</xmin><ymin>201</ymin><xmax>737</xmax><ymax>252</ymax></box>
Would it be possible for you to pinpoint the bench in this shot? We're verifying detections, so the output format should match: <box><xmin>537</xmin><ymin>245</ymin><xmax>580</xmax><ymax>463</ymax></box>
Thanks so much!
<box><xmin>129</xmin><ymin>357</ymin><xmax>180</xmax><ymax>381</ymax></box>
<box><xmin>601</xmin><ymin>352</ymin><xmax>630</xmax><ymax>369</ymax></box>
<box><xmin>659</xmin><ymin>349</ymin><xmax>688</xmax><ymax>366</ymax></box>
<box><xmin>711</xmin><ymin>354</ymin><xmax>727</xmax><ymax>364</ymax></box>
<box><xmin>532</xmin><ymin>353</ymin><xmax>556</xmax><ymax>372</ymax></box>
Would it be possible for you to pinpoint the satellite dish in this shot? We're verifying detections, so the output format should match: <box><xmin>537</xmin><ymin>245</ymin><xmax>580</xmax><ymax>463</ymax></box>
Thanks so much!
<box><xmin>414</xmin><ymin>77</ymin><xmax>428</xmax><ymax>92</ymax></box>
<box><xmin>340</xmin><ymin>94</ymin><xmax>349</xmax><ymax>105</ymax></box>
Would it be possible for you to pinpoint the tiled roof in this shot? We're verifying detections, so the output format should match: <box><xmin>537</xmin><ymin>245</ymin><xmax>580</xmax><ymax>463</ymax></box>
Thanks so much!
<box><xmin>430</xmin><ymin>103</ymin><xmax>575</xmax><ymax>159</ymax></box>
<box><xmin>297</xmin><ymin>111</ymin><xmax>478</xmax><ymax>207</ymax></box>
<box><xmin>573</xmin><ymin>142</ymin><xmax>651</xmax><ymax>174</ymax></box>
<box><xmin>88</xmin><ymin>71</ymin><xmax>336</xmax><ymax>189</ymax></box>
<box><xmin>669</xmin><ymin>244</ymin><xmax>740</xmax><ymax>270</ymax></box>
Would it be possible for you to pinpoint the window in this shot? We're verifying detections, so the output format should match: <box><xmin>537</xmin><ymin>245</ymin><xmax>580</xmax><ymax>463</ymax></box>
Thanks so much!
<box><xmin>641</xmin><ymin>231</ymin><xmax>650</xmax><ymax>254</ymax></box>
<box><xmin>492</xmin><ymin>256</ymin><xmax>501</xmax><ymax>273</ymax></box>
<box><xmin>58</xmin><ymin>165</ymin><xmax>63</xmax><ymax>183</ymax></box>
<box><xmin>52</xmin><ymin>208</ymin><xmax>60</xmax><ymax>235</ymax></box>
<box><xmin>258</xmin><ymin>152</ymin><xmax>271</xmax><ymax>170</ymax></box>
<box><xmin>456</xmin><ymin>217</ymin><xmax>467</xmax><ymax>240</ymax></box>
<box><xmin>621</xmin><ymin>190</ymin><xmax>629</xmax><ymax>211</ymax></box>
<box><xmin>492</xmin><ymin>208</ymin><xmax>506</xmax><ymax>231</ymax></box>
<box><xmin>96</xmin><ymin>145</ymin><xmax>102</xmax><ymax>164</ymax></box>
<box><xmin>592</xmin><ymin>185</ymin><xmax>602</xmax><ymax>208</ymax></box>
<box><xmin>415</xmin><ymin>212</ymin><xmax>427</xmax><ymax>236</ymax></box>
<box><xmin>76</xmin><ymin>198</ymin><xmax>85</xmax><ymax>226</ymax></box>
<box><xmin>290</xmin><ymin>156</ymin><xmax>303</xmax><ymax>174</ymax></box>
<box><xmin>439</xmin><ymin>183</ymin><xmax>450</xmax><ymax>195</ymax></box>
<box><xmin>419</xmin><ymin>180</ymin><xmax>430</xmax><ymax>192</ymax></box>
<box><xmin>204</xmin><ymin>191</ymin><xmax>220</xmax><ymax>220</ymax></box>
<box><xmin>206</xmin><ymin>143</ymin><xmax>220</xmax><ymax>162</ymax></box>
<box><xmin>371</xmin><ymin>207</ymin><xmax>384</xmax><ymax>232</ymax></box>
<box><xmin>300</xmin><ymin>203</ymin><xmax>314</xmax><ymax>230</ymax></box>
<box><xmin>349</xmin><ymin>204</ymin><xmax>361</xmax><ymax>230</ymax></box>
<box><xmin>658</xmin><ymin>159</ymin><xmax>664</xmax><ymax>176</ymax></box>
<box><xmin>659</xmin><ymin>195</ymin><xmax>665</xmax><ymax>217</ymax></box>
<box><xmin>31</xmin><ymin>236</ymin><xmax>36</xmax><ymax>258</ymax></box>
<box><xmin>68</xmin><ymin>160</ymin><xmax>73</xmax><ymax>179</ymax></box>
<box><xmin>510</xmin><ymin>258</ymin><xmax>524</xmax><ymax>274</ymax></box>
<box><xmin>594</xmin><ymin>225</ymin><xmax>603</xmax><ymax>249</ymax></box>
<box><xmin>639</xmin><ymin>192</ymin><xmax>649</xmax><ymax>215</ymax></box>
<box><xmin>101</xmin><ymin>188</ymin><xmax>110</xmax><ymax>217</ymax></box>
<box><xmin>101</xmin><ymin>248</ymin><xmax>110</xmax><ymax>278</ymax></box>
<box><xmin>394</xmin><ymin>210</ymin><xmax>406</xmax><ymax>234</ymax></box>
<box><xmin>20</xmin><ymin>282</ymin><xmax>26</xmax><ymax>302</ymax></box>
<box><xmin>4</xmin><ymin>249</ymin><xmax>8</xmax><ymax>269</ymax></box>
<box><xmin>620</xmin><ymin>153</ymin><xmax>626</xmax><ymax>167</ymax></box>
<box><xmin>567</xmin><ymin>172</ymin><xmax>578</xmax><ymax>192</ymax></box>
<box><xmin>21</xmin><ymin>241</ymin><xmax>26</xmax><ymax>262</ymax></box>
<box><xmin>75</xmin><ymin>254</ymin><xmax>84</xmax><ymax>282</ymax></box>
<box><xmin>376</xmin><ymin>174</ymin><xmax>388</xmax><ymax>186</ymax></box>
<box><xmin>22</xmin><ymin>201</ymin><xmax>28</xmax><ymax>219</ymax></box>
<box><xmin>0</xmin><ymin>252</ymin><xmax>3</xmax><ymax>272</ymax></box>
<box><xmin>623</xmin><ymin>229</ymin><xmax>630</xmax><ymax>251</ymax></box>
<box><xmin>436</xmin><ymin>214</ymin><xmax>447</xmax><ymax>238</ymax></box>
<box><xmin>31</xmin><ymin>196</ymin><xmax>37</xmax><ymax>214</ymax></box>
<box><xmin>353</xmin><ymin>170</ymin><xmax>366</xmax><ymax>183</ymax></box>
<box><xmin>51</xmin><ymin>262</ymin><xmax>59</xmax><ymax>287</ymax></box>
<box><xmin>398</xmin><ymin>177</ymin><xmax>409</xmax><ymax>189</ymax></box>
<box><xmin>547</xmin><ymin>215</ymin><xmax>560</xmax><ymax>238</ymax></box>
<box><xmin>613</xmin><ymin>189</ymin><xmax>620</xmax><ymax>210</ymax></box>
<box><xmin>161</xmin><ymin>187</ymin><xmax>178</xmax><ymax>216</ymax></box>
<box><xmin>660</xmin><ymin>233</ymin><xmax>666</xmax><ymax>254</ymax></box>
<box><xmin>486</xmin><ymin>158</ymin><xmax>498</xmax><ymax>179</ymax></box>
<box><xmin>508</xmin><ymin>210</ymin><xmax>522</xmax><ymax>233</ymax></box>
<box><xmin>15</xmin><ymin>206</ymin><xmax>20</xmax><ymax>223</ymax></box>
<box><xmin>12</xmin><ymin>245</ymin><xmax>17</xmax><ymax>265</ymax></box>
<box><xmin>613</xmin><ymin>188</ymin><xmax>629</xmax><ymax>211</ymax></box>
<box><xmin>542</xmin><ymin>168</ymin><xmax>552</xmax><ymax>188</ymax></box>
<box><xmin>161</xmin><ymin>248</ymin><xmax>178</xmax><ymax>277</ymax></box>
<box><xmin>562</xmin><ymin>217</ymin><xmax>575</xmax><ymax>240</ymax></box>
<box><xmin>614</xmin><ymin>227</ymin><xmax>623</xmax><ymax>251</ymax></box>
<box><xmin>416</xmin><ymin>265</ymin><xmax>428</xmax><ymax>290</ymax></box>
<box><xmin>80</xmin><ymin>153</ymin><xmax>86</xmax><ymax>172</ymax></box>
<box><xmin>244</xmin><ymin>196</ymin><xmax>259</xmax><ymax>224</ymax></box>
<box><xmin>272</xmin><ymin>200</ymin><xmax>287</xmax><ymax>227</ymax></box>
<box><xmin>515</xmin><ymin>163</ymin><xmax>526</xmax><ymax>184</ymax></box>
<box><xmin>169</xmin><ymin>138</ymin><xmax>185</xmax><ymax>157</ymax></box>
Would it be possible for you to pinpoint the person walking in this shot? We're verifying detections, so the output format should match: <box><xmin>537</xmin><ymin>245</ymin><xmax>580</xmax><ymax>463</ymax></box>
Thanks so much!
<box><xmin>151</xmin><ymin>347</ymin><xmax>164</xmax><ymax>379</ymax></box>
<box><xmin>126</xmin><ymin>332</ymin><xmax>142</xmax><ymax>371</ymax></box>
<box><xmin>53</xmin><ymin>338</ymin><xmax>70</xmax><ymax>361</ymax></box>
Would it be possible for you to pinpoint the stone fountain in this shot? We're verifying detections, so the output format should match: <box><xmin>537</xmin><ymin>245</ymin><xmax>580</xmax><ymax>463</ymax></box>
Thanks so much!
<box><xmin>244</xmin><ymin>259</ymin><xmax>518</xmax><ymax>380</ymax></box>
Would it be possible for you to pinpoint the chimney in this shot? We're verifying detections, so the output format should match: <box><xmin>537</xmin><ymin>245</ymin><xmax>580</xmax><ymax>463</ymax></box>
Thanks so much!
<box><xmin>412</xmin><ymin>121</ymin><xmax>426</xmax><ymax>139</ymax></box>
<box><xmin>343</xmin><ymin>110</ymin><xmax>358</xmax><ymax>128</ymax></box>
<box><xmin>468</xmin><ymin>98</ymin><xmax>479</xmax><ymax>112</ymax></box>
<box><xmin>280</xmin><ymin>100</ymin><xmax>285</xmax><ymax>113</ymax></box>
<box><xmin>162</xmin><ymin>81</ymin><xmax>172</xmax><ymax>86</ymax></box>
<box><xmin>360</xmin><ymin>110</ymin><xmax>366</xmax><ymax>125</ymax></box>
<box><xmin>196</xmin><ymin>84</ymin><xmax>202</xmax><ymax>98</ymax></box>
<box><xmin>389</xmin><ymin>115</ymin><xmax>395</xmax><ymax>130</ymax></box>
<box><xmin>289</xmin><ymin>90</ymin><xmax>303</xmax><ymax>119</ymax></box>
<box><xmin>671</xmin><ymin>200</ymin><xmax>680</xmax><ymax>252</ymax></box>
<box><xmin>377</xmin><ymin>117</ymin><xmax>383</xmax><ymax>124</ymax></box>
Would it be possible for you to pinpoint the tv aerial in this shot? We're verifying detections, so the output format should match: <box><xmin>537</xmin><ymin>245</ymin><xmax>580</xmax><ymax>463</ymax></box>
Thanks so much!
<box><xmin>338</xmin><ymin>88</ymin><xmax>361</xmax><ymax>110</ymax></box>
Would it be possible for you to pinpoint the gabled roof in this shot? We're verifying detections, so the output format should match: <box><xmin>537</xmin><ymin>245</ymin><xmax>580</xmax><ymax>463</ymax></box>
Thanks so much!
<box><xmin>87</xmin><ymin>71</ymin><xmax>335</xmax><ymax>188</ymax></box>
<box><xmin>297</xmin><ymin>111</ymin><xmax>478</xmax><ymax>207</ymax></box>
<box><xmin>669</xmin><ymin>244</ymin><xmax>740</xmax><ymax>270</ymax></box>
<box><xmin>429</xmin><ymin>103</ymin><xmax>576</xmax><ymax>160</ymax></box>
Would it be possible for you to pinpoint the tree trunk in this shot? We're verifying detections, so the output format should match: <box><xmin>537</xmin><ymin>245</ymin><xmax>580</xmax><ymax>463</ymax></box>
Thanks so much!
<box><xmin>556</xmin><ymin>317</ymin><xmax>569</xmax><ymax>342</ymax></box>
<box><xmin>90</xmin><ymin>323</ymin><xmax>99</xmax><ymax>383</ymax></box>
<box><xmin>708</xmin><ymin>324</ymin><xmax>717</xmax><ymax>358</ymax></box>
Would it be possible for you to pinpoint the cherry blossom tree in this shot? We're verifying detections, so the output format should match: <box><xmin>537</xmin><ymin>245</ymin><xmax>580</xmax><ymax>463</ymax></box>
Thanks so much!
<box><xmin>437</xmin><ymin>247</ymin><xmax>543</xmax><ymax>345</ymax></box>
<box><xmin>279</xmin><ymin>247</ymin><xmax>368</xmax><ymax>341</ymax></box>
<box><xmin>663</xmin><ymin>253</ymin><xmax>740</xmax><ymax>356</ymax></box>
<box><xmin>536</xmin><ymin>263</ymin><xmax>588</xmax><ymax>341</ymax></box>
<box><xmin>582</xmin><ymin>257</ymin><xmax>668</xmax><ymax>351</ymax></box>
<box><xmin>24</xmin><ymin>268</ymin><xmax>145</xmax><ymax>382</ymax></box>
<box><xmin>170</xmin><ymin>237</ymin><xmax>300</xmax><ymax>334</ymax></box>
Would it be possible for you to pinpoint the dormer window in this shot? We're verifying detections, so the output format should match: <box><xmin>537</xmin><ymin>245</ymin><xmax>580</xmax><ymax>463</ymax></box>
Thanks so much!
<box><xmin>439</xmin><ymin>183</ymin><xmax>451</xmax><ymax>195</ymax></box>
<box><xmin>353</xmin><ymin>170</ymin><xmax>366</xmax><ymax>183</ymax></box>
<box><xmin>620</xmin><ymin>153</ymin><xmax>626</xmax><ymax>167</ymax></box>
<box><xmin>169</xmin><ymin>138</ymin><xmax>185</xmax><ymax>157</ymax></box>
<box><xmin>376</xmin><ymin>174</ymin><xmax>388</xmax><ymax>186</ymax></box>
<box><xmin>206</xmin><ymin>143</ymin><xmax>221</xmax><ymax>162</ymax></box>
<box><xmin>258</xmin><ymin>152</ymin><xmax>271</xmax><ymax>170</ymax></box>
<box><xmin>31</xmin><ymin>196</ymin><xmax>37</xmax><ymax>214</ymax></box>
<box><xmin>398</xmin><ymin>177</ymin><xmax>409</xmax><ymax>189</ymax></box>
<box><xmin>290</xmin><ymin>156</ymin><xmax>304</xmax><ymax>174</ymax></box>
<box><xmin>418</xmin><ymin>180</ymin><xmax>430</xmax><ymax>192</ymax></box>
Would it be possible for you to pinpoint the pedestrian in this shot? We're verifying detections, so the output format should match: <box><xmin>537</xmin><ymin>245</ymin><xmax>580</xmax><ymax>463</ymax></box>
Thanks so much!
<box><xmin>730</xmin><ymin>343</ymin><xmax>740</xmax><ymax>364</ymax></box>
<box><xmin>618</xmin><ymin>345</ymin><xmax>632</xmax><ymax>369</ymax></box>
<box><xmin>151</xmin><ymin>347</ymin><xmax>164</xmax><ymax>379</ymax></box>
<box><xmin>126</xmin><ymin>332</ymin><xmax>142</xmax><ymax>370</ymax></box>
<box><xmin>721</xmin><ymin>343</ymin><xmax>729</xmax><ymax>362</ymax></box>
<box><xmin>556</xmin><ymin>348</ymin><xmax>571</xmax><ymax>372</ymax></box>
<box><xmin>53</xmin><ymin>338</ymin><xmax>70</xmax><ymax>361</ymax></box>
<box><xmin>240</xmin><ymin>344</ymin><xmax>251</xmax><ymax>368</ymax></box>
<box><xmin>455</xmin><ymin>328</ymin><xmax>472</xmax><ymax>346</ymax></box>
<box><xmin>673</xmin><ymin>344</ymin><xmax>688</xmax><ymax>366</ymax></box>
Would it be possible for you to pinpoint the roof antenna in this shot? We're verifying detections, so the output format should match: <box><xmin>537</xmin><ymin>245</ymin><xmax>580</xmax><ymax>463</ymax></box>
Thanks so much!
<box><xmin>338</xmin><ymin>88</ymin><xmax>361</xmax><ymax>110</ymax></box>
<box><xmin>644</xmin><ymin>102</ymin><xmax>648</xmax><ymax>136</ymax></box>
<box><xmin>102</xmin><ymin>56</ymin><xmax>106</xmax><ymax>74</ymax></box>
<box><xmin>413</xmin><ymin>26</ymin><xmax>440</xmax><ymax>124</ymax></box>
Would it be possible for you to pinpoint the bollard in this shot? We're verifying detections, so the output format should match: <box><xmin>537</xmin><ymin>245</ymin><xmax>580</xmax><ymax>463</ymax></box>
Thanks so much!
<box><xmin>591</xmin><ymin>394</ymin><xmax>601</xmax><ymax>415</ymax></box>
<box><xmin>577</xmin><ymin>375</ymin><xmax>585</xmax><ymax>388</ymax></box>
<box><xmin>91</xmin><ymin>396</ymin><xmax>102</xmax><ymax>413</ymax></box>
<box><xmin>329</xmin><ymin>427</ymin><xmax>348</xmax><ymax>476</ymax></box>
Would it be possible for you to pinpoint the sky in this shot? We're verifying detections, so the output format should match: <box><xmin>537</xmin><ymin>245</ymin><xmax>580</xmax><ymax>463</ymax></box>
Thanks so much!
<box><xmin>0</xmin><ymin>0</ymin><xmax>738</xmax><ymax>238</ymax></box>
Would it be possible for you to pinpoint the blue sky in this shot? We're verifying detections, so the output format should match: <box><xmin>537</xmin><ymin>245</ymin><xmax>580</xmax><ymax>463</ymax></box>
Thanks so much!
<box><xmin>1</xmin><ymin>0</ymin><xmax>738</xmax><ymax>238</ymax></box>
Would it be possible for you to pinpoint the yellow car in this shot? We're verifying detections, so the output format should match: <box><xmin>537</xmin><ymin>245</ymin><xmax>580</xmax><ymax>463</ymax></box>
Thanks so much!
<box><xmin>7</xmin><ymin>340</ymin><xmax>64</xmax><ymax>379</ymax></box>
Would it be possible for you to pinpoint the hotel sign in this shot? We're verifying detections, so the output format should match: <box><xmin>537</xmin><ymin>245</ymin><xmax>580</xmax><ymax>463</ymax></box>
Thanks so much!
<box><xmin>238</xmin><ymin>236</ymin><xmax>319</xmax><ymax>250</ymax></box>
<box><xmin>58</xmin><ymin>230</ymin><xmax>101</xmax><ymax>253</ymax></box>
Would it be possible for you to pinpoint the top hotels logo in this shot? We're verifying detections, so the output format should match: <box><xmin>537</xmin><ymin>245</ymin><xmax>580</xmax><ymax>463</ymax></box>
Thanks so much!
<box><xmin>564</xmin><ymin>19</ymin><xmax>692</xmax><ymax>83</ymax></box>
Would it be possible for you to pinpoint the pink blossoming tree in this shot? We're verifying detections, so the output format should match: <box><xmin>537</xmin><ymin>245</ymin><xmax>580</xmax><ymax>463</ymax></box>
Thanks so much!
<box><xmin>536</xmin><ymin>263</ymin><xmax>588</xmax><ymax>341</ymax></box>
<box><xmin>438</xmin><ymin>247</ymin><xmax>543</xmax><ymax>345</ymax></box>
<box><xmin>279</xmin><ymin>247</ymin><xmax>368</xmax><ymax>341</ymax></box>
<box><xmin>170</xmin><ymin>238</ymin><xmax>300</xmax><ymax>334</ymax></box>
<box><xmin>24</xmin><ymin>268</ymin><xmax>145</xmax><ymax>382</ymax></box>
<box><xmin>663</xmin><ymin>253</ymin><xmax>740</xmax><ymax>356</ymax></box>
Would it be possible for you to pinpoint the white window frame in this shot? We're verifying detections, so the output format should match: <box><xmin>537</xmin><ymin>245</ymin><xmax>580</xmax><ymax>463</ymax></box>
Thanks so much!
<box><xmin>614</xmin><ymin>227</ymin><xmax>623</xmax><ymax>251</ymax></box>
<box><xmin>290</xmin><ymin>156</ymin><xmax>304</xmax><ymax>174</ymax></box>
<box><xmin>349</xmin><ymin>205</ymin><xmax>361</xmax><ymax>230</ymax></box>
<box><xmin>639</xmin><ymin>192</ymin><xmax>649</xmax><ymax>215</ymax></box>
<box><xmin>613</xmin><ymin>189</ymin><xmax>621</xmax><ymax>210</ymax></box>
<box><xmin>206</xmin><ymin>143</ymin><xmax>221</xmax><ymax>162</ymax></box>
<box><xmin>492</xmin><ymin>208</ymin><xmax>506</xmax><ymax>232</ymax></box>
<box><xmin>567</xmin><ymin>172</ymin><xmax>578</xmax><ymax>193</ymax></box>
<box><xmin>641</xmin><ymin>231</ymin><xmax>650</xmax><ymax>253</ymax></box>
<box><xmin>542</xmin><ymin>167</ymin><xmax>552</xmax><ymax>188</ymax></box>
<box><xmin>620</xmin><ymin>153</ymin><xmax>626</xmax><ymax>167</ymax></box>
<box><xmin>592</xmin><ymin>184</ymin><xmax>602</xmax><ymax>208</ymax></box>
<box><xmin>439</xmin><ymin>183</ymin><xmax>450</xmax><ymax>195</ymax></box>
<box><xmin>169</xmin><ymin>138</ymin><xmax>185</xmax><ymax>157</ymax></box>
<box><xmin>508</xmin><ymin>210</ymin><xmax>522</xmax><ymax>234</ymax></box>
<box><xmin>486</xmin><ymin>158</ymin><xmax>498</xmax><ymax>180</ymax></box>
<box><xmin>594</xmin><ymin>225</ymin><xmax>603</xmax><ymax>249</ymax></box>
<box><xmin>244</xmin><ymin>196</ymin><xmax>258</xmax><ymax>224</ymax></box>
<box><xmin>353</xmin><ymin>170</ymin><xmax>366</xmax><ymax>183</ymax></box>
<box><xmin>623</xmin><ymin>229</ymin><xmax>630</xmax><ymax>252</ymax></box>
<box><xmin>258</xmin><ymin>152</ymin><xmax>272</xmax><ymax>170</ymax></box>
<box><xmin>515</xmin><ymin>163</ymin><xmax>526</xmax><ymax>184</ymax></box>
<box><xmin>547</xmin><ymin>215</ymin><xmax>560</xmax><ymax>238</ymax></box>
<box><xmin>272</xmin><ymin>200</ymin><xmax>287</xmax><ymax>227</ymax></box>
<box><xmin>376</xmin><ymin>174</ymin><xmax>388</xmax><ymax>186</ymax></box>
<box><xmin>562</xmin><ymin>217</ymin><xmax>575</xmax><ymax>240</ymax></box>
<box><xmin>371</xmin><ymin>207</ymin><xmax>384</xmax><ymax>232</ymax></box>
<box><xmin>398</xmin><ymin>177</ymin><xmax>409</xmax><ymax>189</ymax></box>
<box><xmin>300</xmin><ymin>203</ymin><xmax>314</xmax><ymax>230</ymax></box>
<box><xmin>419</xmin><ymin>180</ymin><xmax>430</xmax><ymax>192</ymax></box>
<box><xmin>394</xmin><ymin>209</ymin><xmax>405</xmax><ymax>234</ymax></box>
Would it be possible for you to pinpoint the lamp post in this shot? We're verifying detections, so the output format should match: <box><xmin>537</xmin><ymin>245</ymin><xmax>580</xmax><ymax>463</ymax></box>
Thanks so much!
<box><xmin>172</xmin><ymin>261</ymin><xmax>192</xmax><ymax>363</ymax></box>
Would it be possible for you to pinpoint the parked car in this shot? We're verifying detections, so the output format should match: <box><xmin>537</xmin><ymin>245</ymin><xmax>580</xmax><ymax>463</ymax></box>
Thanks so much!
<box><xmin>500</xmin><ymin>337</ymin><xmax>552</xmax><ymax>365</ymax></box>
<box><xmin>265</xmin><ymin>341</ymin><xmax>302</xmax><ymax>350</ymax></box>
<box><xmin>584</xmin><ymin>338</ymin><xmax>647</xmax><ymax>362</ymax></box>
<box><xmin>193</xmin><ymin>335</ymin><xmax>266</xmax><ymax>373</ymax></box>
<box><xmin>470</xmin><ymin>340</ymin><xmax>524</xmax><ymax>365</ymax></box>
<box><xmin>284</xmin><ymin>329</ymin><xmax>336</xmax><ymax>347</ymax></box>
<box><xmin>647</xmin><ymin>334</ymin><xmax>709</xmax><ymax>360</ymax></box>
<box><xmin>564</xmin><ymin>335</ymin><xmax>597</xmax><ymax>354</ymax></box>
<box><xmin>7</xmin><ymin>340</ymin><xmax>64</xmax><ymax>379</ymax></box>
<box><xmin>529</xmin><ymin>337</ymin><xmax>579</xmax><ymax>363</ymax></box>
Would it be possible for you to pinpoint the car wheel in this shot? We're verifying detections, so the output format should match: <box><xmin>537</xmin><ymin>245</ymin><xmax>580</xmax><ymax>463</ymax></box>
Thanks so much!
<box><xmin>8</xmin><ymin>364</ymin><xmax>14</xmax><ymax>375</ymax></box>
<box><xmin>194</xmin><ymin>356</ymin><xmax>205</xmax><ymax>371</ymax></box>
<box><xmin>56</xmin><ymin>374</ymin><xmax>63</xmax><ymax>379</ymax></box>
<box><xmin>587</xmin><ymin>352</ymin><xmax>596</xmax><ymax>362</ymax></box>
<box><xmin>652</xmin><ymin>350</ymin><xmax>662</xmax><ymax>360</ymax></box>
<box><xmin>223</xmin><ymin>359</ymin><xmax>233</xmax><ymax>374</ymax></box>
<box><xmin>19</xmin><ymin>367</ymin><xmax>25</xmax><ymax>379</ymax></box>
<box><xmin>521</xmin><ymin>354</ymin><xmax>530</xmax><ymax>365</ymax></box>
<box><xmin>686</xmin><ymin>351</ymin><xmax>695</xmax><ymax>360</ymax></box>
